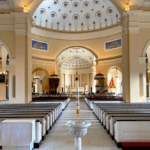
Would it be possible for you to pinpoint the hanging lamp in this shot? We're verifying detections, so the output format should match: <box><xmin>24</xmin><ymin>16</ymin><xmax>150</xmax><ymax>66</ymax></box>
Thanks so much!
<box><xmin>114</xmin><ymin>67</ymin><xmax>119</xmax><ymax>79</ymax></box>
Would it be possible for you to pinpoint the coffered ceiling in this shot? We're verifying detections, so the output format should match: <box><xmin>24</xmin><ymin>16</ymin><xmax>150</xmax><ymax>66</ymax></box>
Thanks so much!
<box><xmin>33</xmin><ymin>0</ymin><xmax>121</xmax><ymax>31</ymax></box>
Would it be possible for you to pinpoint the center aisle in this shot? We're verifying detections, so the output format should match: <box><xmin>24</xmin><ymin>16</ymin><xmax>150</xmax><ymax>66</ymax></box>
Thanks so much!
<box><xmin>35</xmin><ymin>99</ymin><xmax>121</xmax><ymax>150</ymax></box>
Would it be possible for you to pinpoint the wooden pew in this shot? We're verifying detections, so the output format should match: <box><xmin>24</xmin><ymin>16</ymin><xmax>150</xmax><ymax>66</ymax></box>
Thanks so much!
<box><xmin>114</xmin><ymin>121</ymin><xmax>150</xmax><ymax>149</ymax></box>
<box><xmin>109</xmin><ymin>116</ymin><xmax>150</xmax><ymax>140</ymax></box>
<box><xmin>105</xmin><ymin>112</ymin><xmax>150</xmax><ymax>134</ymax></box>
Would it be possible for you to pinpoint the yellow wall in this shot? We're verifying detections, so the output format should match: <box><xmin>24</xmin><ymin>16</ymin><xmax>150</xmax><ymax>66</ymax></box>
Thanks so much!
<box><xmin>31</xmin><ymin>33</ymin><xmax>122</xmax><ymax>60</ymax></box>
<box><xmin>0</xmin><ymin>84</ymin><xmax>6</xmax><ymax>100</ymax></box>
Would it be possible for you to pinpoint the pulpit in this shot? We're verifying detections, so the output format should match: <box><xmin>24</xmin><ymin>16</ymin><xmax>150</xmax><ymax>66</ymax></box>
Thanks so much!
<box><xmin>49</xmin><ymin>74</ymin><xmax>60</xmax><ymax>94</ymax></box>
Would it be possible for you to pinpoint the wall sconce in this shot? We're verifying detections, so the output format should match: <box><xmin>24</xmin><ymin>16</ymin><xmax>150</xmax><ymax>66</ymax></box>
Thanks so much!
<box><xmin>125</xmin><ymin>3</ymin><xmax>129</xmax><ymax>11</ymax></box>
<box><xmin>23</xmin><ymin>4</ymin><xmax>29</xmax><ymax>12</ymax></box>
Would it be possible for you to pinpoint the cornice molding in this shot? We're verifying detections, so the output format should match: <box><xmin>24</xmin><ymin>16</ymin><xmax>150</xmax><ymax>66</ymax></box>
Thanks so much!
<box><xmin>14</xmin><ymin>29</ymin><xmax>26</xmax><ymax>35</ymax></box>
<box><xmin>129</xmin><ymin>27</ymin><xmax>139</xmax><ymax>34</ymax></box>
<box><xmin>31</xmin><ymin>25</ymin><xmax>122</xmax><ymax>41</ymax></box>
<box><xmin>10</xmin><ymin>12</ymin><xmax>28</xmax><ymax>18</ymax></box>
<box><xmin>97</xmin><ymin>55</ymin><xmax>122</xmax><ymax>64</ymax></box>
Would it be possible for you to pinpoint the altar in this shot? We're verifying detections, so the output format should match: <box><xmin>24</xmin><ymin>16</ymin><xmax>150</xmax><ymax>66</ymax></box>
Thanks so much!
<box><xmin>70</xmin><ymin>87</ymin><xmax>85</xmax><ymax>93</ymax></box>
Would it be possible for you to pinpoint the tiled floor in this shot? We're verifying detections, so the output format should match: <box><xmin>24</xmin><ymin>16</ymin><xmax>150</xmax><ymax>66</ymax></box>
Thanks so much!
<box><xmin>34</xmin><ymin>99</ymin><xmax>122</xmax><ymax>150</ymax></box>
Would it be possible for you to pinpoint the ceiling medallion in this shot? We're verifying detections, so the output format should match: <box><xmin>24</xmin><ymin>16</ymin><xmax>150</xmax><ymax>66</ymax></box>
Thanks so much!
<box><xmin>51</xmin><ymin>12</ymin><xmax>57</xmax><ymax>19</ymax></box>
<box><xmin>107</xmin><ymin>7</ymin><xmax>113</xmax><ymax>15</ymax></box>
<box><xmin>85</xmin><ymin>13</ymin><xmax>91</xmax><ymax>21</ymax></box>
<box><xmin>96</xmin><ymin>11</ymin><xmax>102</xmax><ymax>20</ymax></box>
<box><xmin>73</xmin><ymin>2</ymin><xmax>79</xmax><ymax>8</ymax></box>
<box><xmin>62</xmin><ymin>14</ymin><xmax>68</xmax><ymax>21</ymax></box>
<box><xmin>40</xmin><ymin>9</ymin><xmax>45</xmax><ymax>15</ymax></box>
<box><xmin>94</xmin><ymin>0</ymin><xmax>100</xmax><ymax>5</ymax></box>
<box><xmin>54</xmin><ymin>0</ymin><xmax>58</xmax><ymax>5</ymax></box>
<box><xmin>73</xmin><ymin>14</ymin><xmax>80</xmax><ymax>21</ymax></box>
<box><xmin>83</xmin><ymin>1</ymin><xmax>90</xmax><ymax>8</ymax></box>
<box><xmin>63</xmin><ymin>2</ymin><xmax>69</xmax><ymax>8</ymax></box>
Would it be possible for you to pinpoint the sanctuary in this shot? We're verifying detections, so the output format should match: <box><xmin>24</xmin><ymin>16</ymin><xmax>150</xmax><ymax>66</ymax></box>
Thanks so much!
<box><xmin>1</xmin><ymin>0</ymin><xmax>150</xmax><ymax>150</ymax></box>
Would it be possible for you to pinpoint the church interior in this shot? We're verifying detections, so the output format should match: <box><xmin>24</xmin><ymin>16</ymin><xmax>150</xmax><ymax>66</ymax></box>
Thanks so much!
<box><xmin>1</xmin><ymin>0</ymin><xmax>150</xmax><ymax>150</ymax></box>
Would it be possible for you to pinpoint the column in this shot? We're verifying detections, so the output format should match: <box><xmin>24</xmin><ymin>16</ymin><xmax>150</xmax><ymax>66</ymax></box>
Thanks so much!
<box><xmin>121</xmin><ymin>10</ymin><xmax>146</xmax><ymax>103</ymax></box>
<box><xmin>87</xmin><ymin>73</ymin><xmax>90</xmax><ymax>92</ymax></box>
<box><xmin>57</xmin><ymin>67</ymin><xmax>63</xmax><ymax>93</ymax></box>
<box><xmin>35</xmin><ymin>79</ymin><xmax>40</xmax><ymax>93</ymax></box>
<box><xmin>11</xmin><ymin>12</ymin><xmax>32</xmax><ymax>103</ymax></box>
<box><xmin>0</xmin><ymin>44</ymin><xmax>2</xmax><ymax>71</ymax></box>
<box><xmin>91</xmin><ymin>67</ymin><xmax>96</xmax><ymax>93</ymax></box>
<box><xmin>72</xmin><ymin>74</ymin><xmax>75</xmax><ymax>87</ymax></box>
<box><xmin>9</xmin><ymin>59</ymin><xmax>16</xmax><ymax>103</ymax></box>
<box><xmin>79</xmin><ymin>74</ymin><xmax>82</xmax><ymax>87</ymax></box>
<box><xmin>65</xmin><ymin>73</ymin><xmax>68</xmax><ymax>93</ymax></box>
<box><xmin>139</xmin><ymin>57</ymin><xmax>147</xmax><ymax>98</ymax></box>
<box><xmin>122</xmin><ymin>11</ymin><xmax>130</xmax><ymax>103</ymax></box>
<box><xmin>1</xmin><ymin>46</ymin><xmax>7</xmax><ymax>72</ymax></box>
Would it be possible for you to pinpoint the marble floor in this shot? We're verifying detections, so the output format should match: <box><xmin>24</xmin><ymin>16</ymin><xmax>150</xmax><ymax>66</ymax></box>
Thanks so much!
<box><xmin>34</xmin><ymin>99</ymin><xmax>122</xmax><ymax>150</ymax></box>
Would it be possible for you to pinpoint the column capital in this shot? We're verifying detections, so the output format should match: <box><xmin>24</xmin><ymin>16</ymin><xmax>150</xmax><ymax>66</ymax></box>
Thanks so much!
<box><xmin>79</xmin><ymin>74</ymin><xmax>82</xmax><ymax>76</ymax></box>
<box><xmin>71</xmin><ymin>74</ymin><xmax>75</xmax><ymax>76</ymax></box>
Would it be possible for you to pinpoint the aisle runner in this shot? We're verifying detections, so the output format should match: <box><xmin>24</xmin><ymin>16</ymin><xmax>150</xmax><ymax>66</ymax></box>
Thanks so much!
<box><xmin>34</xmin><ymin>99</ymin><xmax>121</xmax><ymax>150</ymax></box>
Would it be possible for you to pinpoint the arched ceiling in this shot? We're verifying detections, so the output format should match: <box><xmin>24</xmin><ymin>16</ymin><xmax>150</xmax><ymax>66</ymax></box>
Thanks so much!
<box><xmin>33</xmin><ymin>0</ymin><xmax>121</xmax><ymax>32</ymax></box>
<box><xmin>57</xmin><ymin>47</ymin><xmax>96</xmax><ymax>68</ymax></box>
<box><xmin>62</xmin><ymin>57</ymin><xmax>92</xmax><ymax>68</ymax></box>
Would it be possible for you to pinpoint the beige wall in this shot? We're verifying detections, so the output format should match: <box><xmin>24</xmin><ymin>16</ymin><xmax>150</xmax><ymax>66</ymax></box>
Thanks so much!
<box><xmin>0</xmin><ymin>13</ymin><xmax>32</xmax><ymax>104</ymax></box>
<box><xmin>31</xmin><ymin>33</ymin><xmax>122</xmax><ymax>60</ymax></box>
<box><xmin>0</xmin><ymin>84</ymin><xmax>6</xmax><ymax>100</ymax></box>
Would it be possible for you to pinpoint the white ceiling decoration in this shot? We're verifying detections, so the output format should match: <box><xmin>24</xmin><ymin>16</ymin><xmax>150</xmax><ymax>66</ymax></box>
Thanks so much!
<box><xmin>59</xmin><ymin>48</ymin><xmax>95</xmax><ymax>62</ymax></box>
<box><xmin>62</xmin><ymin>57</ymin><xmax>92</xmax><ymax>68</ymax></box>
<box><xmin>57</xmin><ymin>47</ymin><xmax>96</xmax><ymax>68</ymax></box>
<box><xmin>33</xmin><ymin>0</ymin><xmax>120</xmax><ymax>32</ymax></box>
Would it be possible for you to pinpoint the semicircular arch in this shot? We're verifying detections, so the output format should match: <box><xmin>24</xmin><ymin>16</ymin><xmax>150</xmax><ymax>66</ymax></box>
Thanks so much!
<box><xmin>32</xmin><ymin>67</ymin><xmax>50</xmax><ymax>78</ymax></box>
<box><xmin>56</xmin><ymin>46</ymin><xmax>98</xmax><ymax>59</ymax></box>
<box><xmin>0</xmin><ymin>39</ymin><xmax>12</xmax><ymax>59</ymax></box>
<box><xmin>142</xmin><ymin>39</ymin><xmax>150</xmax><ymax>57</ymax></box>
<box><xmin>106</xmin><ymin>65</ymin><xmax>122</xmax><ymax>75</ymax></box>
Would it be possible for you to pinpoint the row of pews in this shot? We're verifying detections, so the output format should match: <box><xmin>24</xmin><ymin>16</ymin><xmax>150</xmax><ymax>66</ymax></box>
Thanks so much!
<box><xmin>0</xmin><ymin>97</ymin><xmax>70</xmax><ymax>150</ymax></box>
<box><xmin>85</xmin><ymin>98</ymin><xmax>150</xmax><ymax>150</ymax></box>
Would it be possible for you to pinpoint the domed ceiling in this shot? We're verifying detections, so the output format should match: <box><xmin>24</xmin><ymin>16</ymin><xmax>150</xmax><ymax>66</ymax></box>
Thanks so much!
<box><xmin>33</xmin><ymin>0</ymin><xmax>120</xmax><ymax>32</ymax></box>
<box><xmin>57</xmin><ymin>47</ymin><xmax>96</xmax><ymax>68</ymax></box>
<box><xmin>62</xmin><ymin>57</ymin><xmax>92</xmax><ymax>68</ymax></box>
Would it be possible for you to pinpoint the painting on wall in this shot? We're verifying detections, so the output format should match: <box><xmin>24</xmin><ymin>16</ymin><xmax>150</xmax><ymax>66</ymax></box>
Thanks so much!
<box><xmin>32</xmin><ymin>39</ymin><xmax>48</xmax><ymax>51</ymax></box>
<box><xmin>105</xmin><ymin>39</ymin><xmax>122</xmax><ymax>50</ymax></box>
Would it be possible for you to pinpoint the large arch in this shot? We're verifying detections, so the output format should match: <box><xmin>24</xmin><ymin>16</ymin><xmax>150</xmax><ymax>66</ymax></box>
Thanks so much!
<box><xmin>106</xmin><ymin>66</ymin><xmax>123</xmax><ymax>96</ymax></box>
<box><xmin>106</xmin><ymin>66</ymin><xmax>122</xmax><ymax>75</ymax></box>
<box><xmin>0</xmin><ymin>39</ymin><xmax>12</xmax><ymax>59</ymax></box>
<box><xmin>56</xmin><ymin>46</ymin><xmax>98</xmax><ymax>59</ymax></box>
<box><xmin>142</xmin><ymin>39</ymin><xmax>150</xmax><ymax>57</ymax></box>
<box><xmin>141</xmin><ymin>39</ymin><xmax>150</xmax><ymax>99</ymax></box>
<box><xmin>32</xmin><ymin>67</ymin><xmax>49</xmax><ymax>78</ymax></box>
<box><xmin>32</xmin><ymin>67</ymin><xmax>50</xmax><ymax>94</ymax></box>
